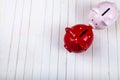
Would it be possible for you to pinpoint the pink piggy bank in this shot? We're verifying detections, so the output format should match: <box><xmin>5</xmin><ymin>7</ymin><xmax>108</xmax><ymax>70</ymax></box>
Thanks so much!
<box><xmin>89</xmin><ymin>1</ymin><xmax>118</xmax><ymax>30</ymax></box>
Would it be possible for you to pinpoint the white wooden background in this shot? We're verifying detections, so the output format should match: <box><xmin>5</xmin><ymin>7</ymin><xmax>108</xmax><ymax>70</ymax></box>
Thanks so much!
<box><xmin>0</xmin><ymin>0</ymin><xmax>120</xmax><ymax>80</ymax></box>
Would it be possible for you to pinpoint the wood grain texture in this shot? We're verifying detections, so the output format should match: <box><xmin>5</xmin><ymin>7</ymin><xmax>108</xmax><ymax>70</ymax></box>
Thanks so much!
<box><xmin>0</xmin><ymin>0</ymin><xmax>120</xmax><ymax>80</ymax></box>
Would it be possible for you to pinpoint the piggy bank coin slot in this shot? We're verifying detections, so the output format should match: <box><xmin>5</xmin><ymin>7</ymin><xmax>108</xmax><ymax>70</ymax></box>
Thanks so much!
<box><xmin>102</xmin><ymin>8</ymin><xmax>110</xmax><ymax>16</ymax></box>
<box><xmin>79</xmin><ymin>29</ymin><xmax>88</xmax><ymax>37</ymax></box>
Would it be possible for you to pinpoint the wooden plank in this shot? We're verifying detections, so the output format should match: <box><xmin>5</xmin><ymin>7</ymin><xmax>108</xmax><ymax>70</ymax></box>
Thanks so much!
<box><xmin>107</xmin><ymin>0</ymin><xmax>119</xmax><ymax>79</ymax></box>
<box><xmin>40</xmin><ymin>0</ymin><xmax>54</xmax><ymax>79</ymax></box>
<box><xmin>6</xmin><ymin>0</ymin><xmax>25</xmax><ymax>79</ymax></box>
<box><xmin>57</xmin><ymin>0</ymin><xmax>68</xmax><ymax>80</ymax></box>
<box><xmin>31</xmin><ymin>0</ymin><xmax>46</xmax><ymax>80</ymax></box>
<box><xmin>48</xmin><ymin>0</ymin><xmax>60</xmax><ymax>80</ymax></box>
<box><xmin>0</xmin><ymin>0</ymin><xmax>17</xmax><ymax>79</ymax></box>
<box><xmin>116</xmin><ymin>15</ymin><xmax>120</xmax><ymax>80</ymax></box>
<box><xmin>15</xmin><ymin>0</ymin><xmax>33</xmax><ymax>79</ymax></box>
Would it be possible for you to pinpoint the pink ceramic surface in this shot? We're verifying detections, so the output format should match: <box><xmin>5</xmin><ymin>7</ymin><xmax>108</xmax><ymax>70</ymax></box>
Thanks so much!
<box><xmin>89</xmin><ymin>1</ymin><xmax>118</xmax><ymax>30</ymax></box>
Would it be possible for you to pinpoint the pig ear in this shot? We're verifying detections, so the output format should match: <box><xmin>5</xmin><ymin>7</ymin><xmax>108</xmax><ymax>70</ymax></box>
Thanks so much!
<box><xmin>92</xmin><ymin>8</ymin><xmax>99</xmax><ymax>13</ymax></box>
<box><xmin>65</xmin><ymin>27</ymin><xmax>76</xmax><ymax>37</ymax></box>
<box><xmin>65</xmin><ymin>27</ymin><xmax>71</xmax><ymax>32</ymax></box>
<box><xmin>102</xmin><ymin>17</ymin><xmax>111</xmax><ymax>26</ymax></box>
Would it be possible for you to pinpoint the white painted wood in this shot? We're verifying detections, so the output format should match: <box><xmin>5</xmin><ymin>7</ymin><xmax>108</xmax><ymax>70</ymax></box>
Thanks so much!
<box><xmin>0</xmin><ymin>0</ymin><xmax>120</xmax><ymax>80</ymax></box>
<box><xmin>107</xmin><ymin>0</ymin><xmax>119</xmax><ymax>80</ymax></box>
<box><xmin>57</xmin><ymin>0</ymin><xmax>68</xmax><ymax>80</ymax></box>
<box><xmin>0</xmin><ymin>0</ymin><xmax>19</xmax><ymax>79</ymax></box>
<box><xmin>31</xmin><ymin>0</ymin><xmax>46</xmax><ymax>80</ymax></box>
<box><xmin>117</xmin><ymin>15</ymin><xmax>120</xmax><ymax>80</ymax></box>
<box><xmin>40</xmin><ymin>0</ymin><xmax>54</xmax><ymax>80</ymax></box>
<box><xmin>15</xmin><ymin>0</ymin><xmax>33</xmax><ymax>79</ymax></box>
<box><xmin>6</xmin><ymin>0</ymin><xmax>25</xmax><ymax>80</ymax></box>
<box><xmin>48</xmin><ymin>0</ymin><xmax>60</xmax><ymax>80</ymax></box>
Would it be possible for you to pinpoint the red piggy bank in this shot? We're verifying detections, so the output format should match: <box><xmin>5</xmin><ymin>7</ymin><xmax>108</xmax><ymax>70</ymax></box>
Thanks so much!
<box><xmin>64</xmin><ymin>24</ymin><xmax>94</xmax><ymax>53</ymax></box>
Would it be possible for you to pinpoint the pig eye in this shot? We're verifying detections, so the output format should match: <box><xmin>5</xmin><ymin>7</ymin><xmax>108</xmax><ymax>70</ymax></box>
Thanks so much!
<box><xmin>79</xmin><ymin>29</ymin><xmax>88</xmax><ymax>37</ymax></box>
<box><xmin>92</xmin><ymin>19</ymin><xmax>93</xmax><ymax>21</ymax></box>
<box><xmin>95</xmin><ymin>23</ymin><xmax>97</xmax><ymax>25</ymax></box>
